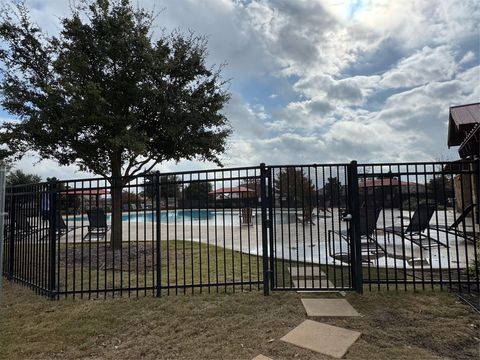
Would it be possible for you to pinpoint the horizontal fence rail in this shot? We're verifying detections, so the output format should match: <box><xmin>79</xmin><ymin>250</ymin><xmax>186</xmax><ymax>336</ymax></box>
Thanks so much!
<box><xmin>2</xmin><ymin>160</ymin><xmax>479</xmax><ymax>298</ymax></box>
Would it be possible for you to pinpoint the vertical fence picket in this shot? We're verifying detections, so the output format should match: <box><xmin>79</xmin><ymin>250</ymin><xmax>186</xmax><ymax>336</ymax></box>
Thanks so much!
<box><xmin>260</xmin><ymin>163</ymin><xmax>269</xmax><ymax>296</ymax></box>
<box><xmin>8</xmin><ymin>189</ymin><xmax>15</xmax><ymax>280</ymax></box>
<box><xmin>348</xmin><ymin>161</ymin><xmax>363</xmax><ymax>294</ymax></box>
<box><xmin>155</xmin><ymin>171</ymin><xmax>161</xmax><ymax>297</ymax></box>
<box><xmin>0</xmin><ymin>166</ymin><xmax>5</xmax><ymax>298</ymax></box>
<box><xmin>48</xmin><ymin>180</ymin><xmax>58</xmax><ymax>299</ymax></box>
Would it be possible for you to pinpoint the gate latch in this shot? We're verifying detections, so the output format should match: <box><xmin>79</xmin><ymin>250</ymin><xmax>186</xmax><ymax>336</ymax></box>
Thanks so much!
<box><xmin>341</xmin><ymin>212</ymin><xmax>352</xmax><ymax>221</ymax></box>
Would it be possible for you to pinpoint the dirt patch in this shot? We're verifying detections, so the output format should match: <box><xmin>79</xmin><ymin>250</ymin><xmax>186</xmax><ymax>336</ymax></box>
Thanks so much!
<box><xmin>59</xmin><ymin>242</ymin><xmax>155</xmax><ymax>272</ymax></box>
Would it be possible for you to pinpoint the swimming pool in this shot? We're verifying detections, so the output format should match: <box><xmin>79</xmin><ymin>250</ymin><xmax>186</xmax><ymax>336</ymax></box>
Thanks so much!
<box><xmin>68</xmin><ymin>209</ymin><xmax>218</xmax><ymax>223</ymax></box>
<box><xmin>66</xmin><ymin>209</ymin><xmax>307</xmax><ymax>226</ymax></box>
<box><xmin>66</xmin><ymin>209</ymin><xmax>260</xmax><ymax>226</ymax></box>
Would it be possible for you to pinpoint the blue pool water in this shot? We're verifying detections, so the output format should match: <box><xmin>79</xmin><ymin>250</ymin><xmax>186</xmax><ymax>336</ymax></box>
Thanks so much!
<box><xmin>69</xmin><ymin>209</ymin><xmax>217</xmax><ymax>223</ymax></box>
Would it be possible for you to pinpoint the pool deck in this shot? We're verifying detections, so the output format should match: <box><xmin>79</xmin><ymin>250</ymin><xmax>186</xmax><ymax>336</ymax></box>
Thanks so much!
<box><xmin>57</xmin><ymin>208</ymin><xmax>479</xmax><ymax>270</ymax></box>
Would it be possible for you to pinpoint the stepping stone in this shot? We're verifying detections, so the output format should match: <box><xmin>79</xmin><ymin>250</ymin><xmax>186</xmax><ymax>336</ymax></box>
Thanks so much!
<box><xmin>301</xmin><ymin>298</ymin><xmax>360</xmax><ymax>317</ymax></box>
<box><xmin>281</xmin><ymin>320</ymin><xmax>361</xmax><ymax>359</ymax></box>
<box><xmin>288</xmin><ymin>266</ymin><xmax>323</xmax><ymax>278</ymax></box>
<box><xmin>292</xmin><ymin>278</ymin><xmax>334</xmax><ymax>289</ymax></box>
<box><xmin>252</xmin><ymin>355</ymin><xmax>272</xmax><ymax>360</ymax></box>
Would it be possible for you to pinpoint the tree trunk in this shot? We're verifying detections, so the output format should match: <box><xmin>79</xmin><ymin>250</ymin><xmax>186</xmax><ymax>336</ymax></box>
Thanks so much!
<box><xmin>110</xmin><ymin>159</ymin><xmax>123</xmax><ymax>250</ymax></box>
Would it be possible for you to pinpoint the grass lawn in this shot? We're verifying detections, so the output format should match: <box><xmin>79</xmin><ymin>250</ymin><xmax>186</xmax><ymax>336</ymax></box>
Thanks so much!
<box><xmin>1</xmin><ymin>281</ymin><xmax>479</xmax><ymax>360</ymax></box>
<box><xmin>49</xmin><ymin>240</ymin><xmax>262</xmax><ymax>295</ymax></box>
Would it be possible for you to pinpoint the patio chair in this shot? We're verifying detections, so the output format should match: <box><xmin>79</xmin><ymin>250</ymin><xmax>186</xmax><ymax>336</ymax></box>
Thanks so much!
<box><xmin>84</xmin><ymin>208</ymin><xmax>111</xmax><ymax>241</ymax></box>
<box><xmin>18</xmin><ymin>210</ymin><xmax>83</xmax><ymax>238</ymax></box>
<box><xmin>8</xmin><ymin>210</ymin><xmax>53</xmax><ymax>243</ymax></box>
<box><xmin>328</xmin><ymin>206</ymin><xmax>386</xmax><ymax>263</ymax></box>
<box><xmin>14</xmin><ymin>211</ymin><xmax>42</xmax><ymax>235</ymax></box>
<box><xmin>430</xmin><ymin>203</ymin><xmax>477</xmax><ymax>243</ymax></box>
<box><xmin>382</xmin><ymin>203</ymin><xmax>445</xmax><ymax>249</ymax></box>
<box><xmin>55</xmin><ymin>213</ymin><xmax>85</xmax><ymax>236</ymax></box>
<box><xmin>315</xmin><ymin>207</ymin><xmax>332</xmax><ymax>218</ymax></box>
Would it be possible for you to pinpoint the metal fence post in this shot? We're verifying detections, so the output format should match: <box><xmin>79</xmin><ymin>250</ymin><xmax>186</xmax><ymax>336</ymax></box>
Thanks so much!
<box><xmin>348</xmin><ymin>160</ymin><xmax>363</xmax><ymax>294</ymax></box>
<box><xmin>155</xmin><ymin>171</ymin><xmax>161</xmax><ymax>297</ymax></box>
<box><xmin>475</xmin><ymin>158</ymin><xmax>480</xmax><ymax>226</ymax></box>
<box><xmin>260</xmin><ymin>163</ymin><xmax>270</xmax><ymax>296</ymax></box>
<box><xmin>48</xmin><ymin>180</ymin><xmax>58</xmax><ymax>299</ymax></box>
<box><xmin>0</xmin><ymin>166</ymin><xmax>6</xmax><ymax>298</ymax></box>
<box><xmin>7</xmin><ymin>186</ymin><xmax>15</xmax><ymax>280</ymax></box>
<box><xmin>267</xmin><ymin>166</ymin><xmax>275</xmax><ymax>290</ymax></box>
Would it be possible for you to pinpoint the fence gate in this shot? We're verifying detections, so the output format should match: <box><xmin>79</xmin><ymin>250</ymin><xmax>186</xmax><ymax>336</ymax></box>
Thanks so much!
<box><xmin>267</xmin><ymin>163</ymin><xmax>361</xmax><ymax>292</ymax></box>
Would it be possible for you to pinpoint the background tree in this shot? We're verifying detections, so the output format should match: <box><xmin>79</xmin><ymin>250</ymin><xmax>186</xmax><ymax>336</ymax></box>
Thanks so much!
<box><xmin>322</xmin><ymin>177</ymin><xmax>344</xmax><ymax>207</ymax></box>
<box><xmin>427</xmin><ymin>175</ymin><xmax>454</xmax><ymax>206</ymax></box>
<box><xmin>183</xmin><ymin>181</ymin><xmax>212</xmax><ymax>207</ymax></box>
<box><xmin>122</xmin><ymin>191</ymin><xmax>141</xmax><ymax>204</ymax></box>
<box><xmin>0</xmin><ymin>1</ymin><xmax>230</xmax><ymax>248</ymax></box>
<box><xmin>142</xmin><ymin>174</ymin><xmax>181</xmax><ymax>202</ymax></box>
<box><xmin>274</xmin><ymin>168</ymin><xmax>315</xmax><ymax>207</ymax></box>
<box><xmin>6</xmin><ymin>169</ymin><xmax>41</xmax><ymax>186</ymax></box>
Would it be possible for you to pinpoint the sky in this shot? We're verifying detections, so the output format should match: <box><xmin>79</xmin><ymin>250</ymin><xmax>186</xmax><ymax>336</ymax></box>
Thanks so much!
<box><xmin>1</xmin><ymin>0</ymin><xmax>479</xmax><ymax>180</ymax></box>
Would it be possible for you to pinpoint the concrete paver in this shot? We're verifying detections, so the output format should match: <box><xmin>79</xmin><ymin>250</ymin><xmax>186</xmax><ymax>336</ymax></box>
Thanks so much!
<box><xmin>252</xmin><ymin>355</ymin><xmax>273</xmax><ymax>360</ymax></box>
<box><xmin>301</xmin><ymin>298</ymin><xmax>360</xmax><ymax>317</ymax></box>
<box><xmin>281</xmin><ymin>319</ymin><xmax>361</xmax><ymax>359</ymax></box>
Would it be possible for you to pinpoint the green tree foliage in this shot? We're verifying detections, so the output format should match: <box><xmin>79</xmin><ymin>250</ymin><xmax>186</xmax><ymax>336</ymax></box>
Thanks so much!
<box><xmin>0</xmin><ymin>1</ymin><xmax>230</xmax><ymax>248</ymax></box>
<box><xmin>122</xmin><ymin>191</ymin><xmax>140</xmax><ymax>204</ymax></box>
<box><xmin>427</xmin><ymin>175</ymin><xmax>454</xmax><ymax>206</ymax></box>
<box><xmin>142</xmin><ymin>174</ymin><xmax>181</xmax><ymax>201</ymax></box>
<box><xmin>274</xmin><ymin>168</ymin><xmax>315</xmax><ymax>206</ymax></box>
<box><xmin>183</xmin><ymin>181</ymin><xmax>212</xmax><ymax>202</ymax></box>
<box><xmin>6</xmin><ymin>169</ymin><xmax>41</xmax><ymax>186</ymax></box>
<box><xmin>323</xmin><ymin>177</ymin><xmax>344</xmax><ymax>207</ymax></box>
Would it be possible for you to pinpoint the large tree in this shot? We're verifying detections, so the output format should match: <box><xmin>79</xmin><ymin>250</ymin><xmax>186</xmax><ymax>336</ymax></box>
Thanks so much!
<box><xmin>6</xmin><ymin>169</ymin><xmax>41</xmax><ymax>186</ymax></box>
<box><xmin>0</xmin><ymin>0</ymin><xmax>231</xmax><ymax>248</ymax></box>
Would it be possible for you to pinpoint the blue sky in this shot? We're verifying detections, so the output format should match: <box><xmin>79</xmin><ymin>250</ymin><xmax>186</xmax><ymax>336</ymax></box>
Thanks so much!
<box><xmin>1</xmin><ymin>0</ymin><xmax>479</xmax><ymax>180</ymax></box>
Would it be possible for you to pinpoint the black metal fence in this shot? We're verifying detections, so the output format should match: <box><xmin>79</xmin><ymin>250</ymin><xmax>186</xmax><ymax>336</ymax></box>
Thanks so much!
<box><xmin>355</xmin><ymin>161</ymin><xmax>479</xmax><ymax>292</ymax></box>
<box><xmin>2</xmin><ymin>160</ymin><xmax>479</xmax><ymax>298</ymax></box>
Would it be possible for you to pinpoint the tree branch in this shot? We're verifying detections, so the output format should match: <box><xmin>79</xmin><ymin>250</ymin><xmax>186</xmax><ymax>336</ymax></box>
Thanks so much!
<box><xmin>124</xmin><ymin>157</ymin><xmax>139</xmax><ymax>177</ymax></box>
<box><xmin>130</xmin><ymin>159</ymin><xmax>161</xmax><ymax>177</ymax></box>
<box><xmin>127</xmin><ymin>158</ymin><xmax>151</xmax><ymax>176</ymax></box>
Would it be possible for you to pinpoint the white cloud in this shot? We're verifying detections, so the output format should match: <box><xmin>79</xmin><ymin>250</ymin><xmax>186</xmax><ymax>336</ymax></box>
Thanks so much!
<box><xmin>3</xmin><ymin>0</ymin><xmax>479</xmax><ymax>180</ymax></box>
<box><xmin>380</xmin><ymin>46</ymin><xmax>458</xmax><ymax>88</ymax></box>
<box><xmin>223</xmin><ymin>93</ymin><xmax>269</xmax><ymax>139</ymax></box>
<box><xmin>459</xmin><ymin>51</ymin><xmax>476</xmax><ymax>65</ymax></box>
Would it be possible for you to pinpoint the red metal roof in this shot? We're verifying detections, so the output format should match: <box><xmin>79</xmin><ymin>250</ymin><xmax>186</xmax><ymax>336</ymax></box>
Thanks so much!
<box><xmin>450</xmin><ymin>103</ymin><xmax>480</xmax><ymax>125</ymax></box>
<box><xmin>209</xmin><ymin>186</ymin><xmax>255</xmax><ymax>194</ymax></box>
<box><xmin>60</xmin><ymin>188</ymin><xmax>109</xmax><ymax>196</ymax></box>
<box><xmin>358</xmin><ymin>179</ymin><xmax>421</xmax><ymax>188</ymax></box>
